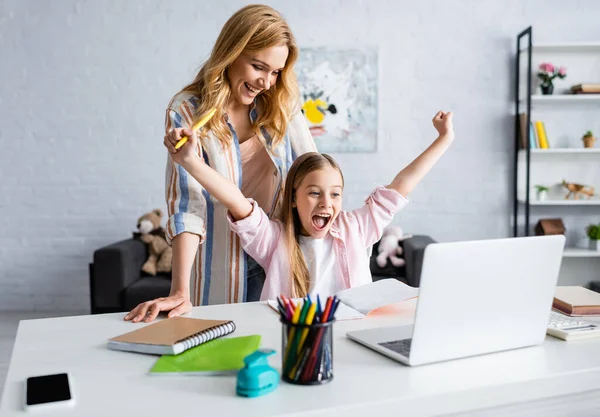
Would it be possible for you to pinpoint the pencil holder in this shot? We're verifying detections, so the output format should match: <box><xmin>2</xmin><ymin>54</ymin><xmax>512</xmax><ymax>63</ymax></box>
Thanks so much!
<box><xmin>280</xmin><ymin>318</ymin><xmax>335</xmax><ymax>385</ymax></box>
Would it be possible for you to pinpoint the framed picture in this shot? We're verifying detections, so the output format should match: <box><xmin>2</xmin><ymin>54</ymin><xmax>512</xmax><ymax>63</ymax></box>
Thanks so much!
<box><xmin>296</xmin><ymin>47</ymin><xmax>378</xmax><ymax>153</ymax></box>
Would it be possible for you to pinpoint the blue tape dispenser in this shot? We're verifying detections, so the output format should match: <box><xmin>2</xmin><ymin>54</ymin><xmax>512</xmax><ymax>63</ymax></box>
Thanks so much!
<box><xmin>236</xmin><ymin>348</ymin><xmax>279</xmax><ymax>398</ymax></box>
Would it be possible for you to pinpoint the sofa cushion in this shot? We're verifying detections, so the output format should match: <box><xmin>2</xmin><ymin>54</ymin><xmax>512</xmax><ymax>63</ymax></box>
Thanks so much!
<box><xmin>123</xmin><ymin>275</ymin><xmax>171</xmax><ymax>311</ymax></box>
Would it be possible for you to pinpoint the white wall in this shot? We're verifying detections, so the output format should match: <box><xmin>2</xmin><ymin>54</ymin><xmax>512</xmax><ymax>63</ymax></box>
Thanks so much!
<box><xmin>2</xmin><ymin>0</ymin><xmax>600</xmax><ymax>312</ymax></box>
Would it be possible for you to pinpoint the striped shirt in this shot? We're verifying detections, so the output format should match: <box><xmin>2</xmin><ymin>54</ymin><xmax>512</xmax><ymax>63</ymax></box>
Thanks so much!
<box><xmin>164</xmin><ymin>91</ymin><xmax>317</xmax><ymax>305</ymax></box>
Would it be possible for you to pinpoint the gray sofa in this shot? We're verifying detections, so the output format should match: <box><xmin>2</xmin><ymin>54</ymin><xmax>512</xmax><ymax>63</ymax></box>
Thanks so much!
<box><xmin>89</xmin><ymin>235</ymin><xmax>436</xmax><ymax>314</ymax></box>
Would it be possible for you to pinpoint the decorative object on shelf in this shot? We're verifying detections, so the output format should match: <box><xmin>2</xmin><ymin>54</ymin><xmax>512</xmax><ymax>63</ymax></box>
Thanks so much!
<box><xmin>582</xmin><ymin>131</ymin><xmax>597</xmax><ymax>148</ymax></box>
<box><xmin>534</xmin><ymin>185</ymin><xmax>549</xmax><ymax>201</ymax></box>
<box><xmin>586</xmin><ymin>223</ymin><xmax>600</xmax><ymax>251</ymax></box>
<box><xmin>571</xmin><ymin>84</ymin><xmax>600</xmax><ymax>94</ymax></box>
<box><xmin>535</xmin><ymin>218</ymin><xmax>566</xmax><ymax>236</ymax></box>
<box><xmin>537</xmin><ymin>62</ymin><xmax>566</xmax><ymax>95</ymax></box>
<box><xmin>562</xmin><ymin>180</ymin><xmax>595</xmax><ymax>200</ymax></box>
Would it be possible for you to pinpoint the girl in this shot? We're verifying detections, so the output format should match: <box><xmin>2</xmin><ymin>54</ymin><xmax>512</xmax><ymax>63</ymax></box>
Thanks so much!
<box><xmin>165</xmin><ymin>111</ymin><xmax>455</xmax><ymax>300</ymax></box>
<box><xmin>126</xmin><ymin>5</ymin><xmax>316</xmax><ymax>322</ymax></box>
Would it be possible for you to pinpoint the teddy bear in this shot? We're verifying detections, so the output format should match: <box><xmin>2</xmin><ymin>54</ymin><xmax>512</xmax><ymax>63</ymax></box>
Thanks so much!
<box><xmin>376</xmin><ymin>225</ymin><xmax>412</xmax><ymax>268</ymax></box>
<box><xmin>137</xmin><ymin>209</ymin><xmax>172</xmax><ymax>276</ymax></box>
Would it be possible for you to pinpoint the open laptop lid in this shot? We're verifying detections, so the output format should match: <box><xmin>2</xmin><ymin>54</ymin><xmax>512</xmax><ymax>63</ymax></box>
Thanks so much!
<box><xmin>407</xmin><ymin>235</ymin><xmax>565</xmax><ymax>366</ymax></box>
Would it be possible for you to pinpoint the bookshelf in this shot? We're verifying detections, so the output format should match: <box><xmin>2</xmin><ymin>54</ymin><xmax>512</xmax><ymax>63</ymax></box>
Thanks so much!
<box><xmin>523</xmin><ymin>43</ymin><xmax>600</xmax><ymax>53</ymax></box>
<box><xmin>518</xmin><ymin>200</ymin><xmax>600</xmax><ymax>206</ymax></box>
<box><xmin>563</xmin><ymin>248</ymin><xmax>600</xmax><ymax>258</ymax></box>
<box><xmin>520</xmin><ymin>95</ymin><xmax>600</xmax><ymax>106</ymax></box>
<box><xmin>518</xmin><ymin>148</ymin><xmax>600</xmax><ymax>155</ymax></box>
<box><xmin>513</xmin><ymin>27</ymin><xmax>600</xmax><ymax>259</ymax></box>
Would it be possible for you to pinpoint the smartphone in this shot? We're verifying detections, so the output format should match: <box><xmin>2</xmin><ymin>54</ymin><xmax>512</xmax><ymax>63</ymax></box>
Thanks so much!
<box><xmin>24</xmin><ymin>373</ymin><xmax>75</xmax><ymax>411</ymax></box>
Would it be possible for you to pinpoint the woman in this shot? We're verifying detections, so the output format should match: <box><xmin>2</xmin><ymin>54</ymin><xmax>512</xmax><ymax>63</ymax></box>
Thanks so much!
<box><xmin>125</xmin><ymin>5</ymin><xmax>316</xmax><ymax>323</ymax></box>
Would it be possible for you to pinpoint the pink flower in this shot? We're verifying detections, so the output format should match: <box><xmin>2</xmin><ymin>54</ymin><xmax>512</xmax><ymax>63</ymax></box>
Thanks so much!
<box><xmin>537</xmin><ymin>62</ymin><xmax>566</xmax><ymax>84</ymax></box>
<box><xmin>540</xmin><ymin>62</ymin><xmax>555</xmax><ymax>73</ymax></box>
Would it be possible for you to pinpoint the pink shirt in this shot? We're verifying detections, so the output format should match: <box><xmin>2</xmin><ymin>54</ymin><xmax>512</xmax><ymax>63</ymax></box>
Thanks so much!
<box><xmin>240</xmin><ymin>135</ymin><xmax>278</xmax><ymax>216</ymax></box>
<box><xmin>228</xmin><ymin>186</ymin><xmax>409</xmax><ymax>300</ymax></box>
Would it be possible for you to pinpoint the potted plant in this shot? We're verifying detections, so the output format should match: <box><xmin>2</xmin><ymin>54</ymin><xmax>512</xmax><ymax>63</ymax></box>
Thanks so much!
<box><xmin>587</xmin><ymin>223</ymin><xmax>600</xmax><ymax>251</ymax></box>
<box><xmin>534</xmin><ymin>185</ymin><xmax>549</xmax><ymax>201</ymax></box>
<box><xmin>537</xmin><ymin>62</ymin><xmax>567</xmax><ymax>95</ymax></box>
<box><xmin>582</xmin><ymin>130</ymin><xmax>597</xmax><ymax>148</ymax></box>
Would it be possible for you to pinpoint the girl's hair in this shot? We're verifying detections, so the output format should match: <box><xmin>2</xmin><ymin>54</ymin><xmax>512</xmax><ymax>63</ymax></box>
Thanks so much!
<box><xmin>279</xmin><ymin>152</ymin><xmax>345</xmax><ymax>297</ymax></box>
<box><xmin>179</xmin><ymin>4</ymin><xmax>299</xmax><ymax>149</ymax></box>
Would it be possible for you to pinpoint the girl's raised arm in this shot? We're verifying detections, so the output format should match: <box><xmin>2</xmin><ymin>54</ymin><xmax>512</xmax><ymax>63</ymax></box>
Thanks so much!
<box><xmin>387</xmin><ymin>111</ymin><xmax>455</xmax><ymax>196</ymax></box>
<box><xmin>167</xmin><ymin>129</ymin><xmax>252</xmax><ymax>221</ymax></box>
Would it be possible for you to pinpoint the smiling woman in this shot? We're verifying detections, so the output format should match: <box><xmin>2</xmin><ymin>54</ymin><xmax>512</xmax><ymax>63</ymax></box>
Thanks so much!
<box><xmin>124</xmin><ymin>5</ymin><xmax>318</xmax><ymax>323</ymax></box>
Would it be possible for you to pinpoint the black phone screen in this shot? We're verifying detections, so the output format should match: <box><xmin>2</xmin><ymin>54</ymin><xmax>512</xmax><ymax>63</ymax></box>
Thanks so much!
<box><xmin>26</xmin><ymin>373</ymin><xmax>72</xmax><ymax>406</ymax></box>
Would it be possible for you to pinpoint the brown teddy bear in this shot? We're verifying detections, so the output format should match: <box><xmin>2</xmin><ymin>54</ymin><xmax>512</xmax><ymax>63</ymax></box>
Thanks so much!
<box><xmin>137</xmin><ymin>209</ymin><xmax>172</xmax><ymax>276</ymax></box>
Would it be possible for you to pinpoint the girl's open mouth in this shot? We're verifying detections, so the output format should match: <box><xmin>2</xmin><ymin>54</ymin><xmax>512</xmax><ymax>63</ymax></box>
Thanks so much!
<box><xmin>311</xmin><ymin>214</ymin><xmax>332</xmax><ymax>231</ymax></box>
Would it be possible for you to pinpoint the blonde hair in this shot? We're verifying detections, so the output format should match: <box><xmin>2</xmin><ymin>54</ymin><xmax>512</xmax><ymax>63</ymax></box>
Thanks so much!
<box><xmin>279</xmin><ymin>153</ymin><xmax>345</xmax><ymax>298</ymax></box>
<box><xmin>179</xmin><ymin>4</ymin><xmax>299</xmax><ymax>148</ymax></box>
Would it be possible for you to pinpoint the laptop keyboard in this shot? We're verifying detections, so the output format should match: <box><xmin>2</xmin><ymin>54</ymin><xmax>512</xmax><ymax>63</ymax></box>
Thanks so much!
<box><xmin>379</xmin><ymin>338</ymin><xmax>412</xmax><ymax>357</ymax></box>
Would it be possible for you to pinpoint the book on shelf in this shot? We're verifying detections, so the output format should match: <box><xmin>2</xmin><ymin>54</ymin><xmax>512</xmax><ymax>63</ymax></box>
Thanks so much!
<box><xmin>107</xmin><ymin>317</ymin><xmax>236</xmax><ymax>355</ymax></box>
<box><xmin>570</xmin><ymin>84</ymin><xmax>600</xmax><ymax>94</ymax></box>
<box><xmin>530</xmin><ymin>122</ymin><xmax>537</xmax><ymax>149</ymax></box>
<box><xmin>553</xmin><ymin>286</ymin><xmax>600</xmax><ymax>316</ymax></box>
<box><xmin>517</xmin><ymin>113</ymin><xmax>538</xmax><ymax>149</ymax></box>
<box><xmin>534</xmin><ymin>120</ymin><xmax>550</xmax><ymax>149</ymax></box>
<box><xmin>534</xmin><ymin>219</ymin><xmax>565</xmax><ymax>236</ymax></box>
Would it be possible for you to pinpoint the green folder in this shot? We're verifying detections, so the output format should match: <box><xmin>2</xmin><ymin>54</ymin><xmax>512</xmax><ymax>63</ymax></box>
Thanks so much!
<box><xmin>149</xmin><ymin>335</ymin><xmax>261</xmax><ymax>375</ymax></box>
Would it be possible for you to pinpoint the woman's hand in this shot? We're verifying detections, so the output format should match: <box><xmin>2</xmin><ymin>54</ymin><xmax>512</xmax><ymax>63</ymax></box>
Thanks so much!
<box><xmin>164</xmin><ymin>127</ymin><xmax>199</xmax><ymax>167</ymax></box>
<box><xmin>432</xmin><ymin>111</ymin><xmax>454</xmax><ymax>139</ymax></box>
<box><xmin>124</xmin><ymin>294</ymin><xmax>193</xmax><ymax>323</ymax></box>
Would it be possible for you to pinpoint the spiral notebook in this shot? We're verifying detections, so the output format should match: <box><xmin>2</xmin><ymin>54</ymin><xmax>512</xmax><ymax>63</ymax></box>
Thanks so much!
<box><xmin>107</xmin><ymin>317</ymin><xmax>236</xmax><ymax>355</ymax></box>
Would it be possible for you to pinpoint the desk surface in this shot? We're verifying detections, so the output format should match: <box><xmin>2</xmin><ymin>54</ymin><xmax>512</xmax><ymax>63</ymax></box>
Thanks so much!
<box><xmin>3</xmin><ymin>300</ymin><xmax>600</xmax><ymax>416</ymax></box>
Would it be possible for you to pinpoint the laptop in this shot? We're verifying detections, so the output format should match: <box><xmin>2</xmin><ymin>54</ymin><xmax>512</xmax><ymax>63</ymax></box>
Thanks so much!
<box><xmin>347</xmin><ymin>235</ymin><xmax>566</xmax><ymax>366</ymax></box>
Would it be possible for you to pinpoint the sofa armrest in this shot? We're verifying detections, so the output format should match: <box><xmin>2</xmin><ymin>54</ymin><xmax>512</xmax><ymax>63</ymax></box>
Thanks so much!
<box><xmin>90</xmin><ymin>238</ymin><xmax>147</xmax><ymax>313</ymax></box>
<box><xmin>403</xmin><ymin>235</ymin><xmax>436</xmax><ymax>287</ymax></box>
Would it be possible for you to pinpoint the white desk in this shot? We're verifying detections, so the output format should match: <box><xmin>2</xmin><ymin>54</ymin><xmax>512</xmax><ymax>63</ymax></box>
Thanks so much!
<box><xmin>2</xmin><ymin>300</ymin><xmax>600</xmax><ymax>416</ymax></box>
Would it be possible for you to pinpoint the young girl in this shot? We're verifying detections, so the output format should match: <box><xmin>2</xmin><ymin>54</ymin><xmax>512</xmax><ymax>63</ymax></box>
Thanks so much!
<box><xmin>167</xmin><ymin>111</ymin><xmax>454</xmax><ymax>300</ymax></box>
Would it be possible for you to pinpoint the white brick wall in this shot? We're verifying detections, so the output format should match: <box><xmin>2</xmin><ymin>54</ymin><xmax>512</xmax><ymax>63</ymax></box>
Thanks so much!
<box><xmin>2</xmin><ymin>0</ymin><xmax>600</xmax><ymax>312</ymax></box>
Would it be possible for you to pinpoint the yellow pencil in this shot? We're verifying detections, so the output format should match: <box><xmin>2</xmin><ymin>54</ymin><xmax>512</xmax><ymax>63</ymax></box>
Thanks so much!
<box><xmin>297</xmin><ymin>302</ymin><xmax>317</xmax><ymax>355</ymax></box>
<box><xmin>174</xmin><ymin>108</ymin><xmax>217</xmax><ymax>150</ymax></box>
<box><xmin>284</xmin><ymin>301</ymin><xmax>303</xmax><ymax>368</ymax></box>
<box><xmin>288</xmin><ymin>299</ymin><xmax>318</xmax><ymax>379</ymax></box>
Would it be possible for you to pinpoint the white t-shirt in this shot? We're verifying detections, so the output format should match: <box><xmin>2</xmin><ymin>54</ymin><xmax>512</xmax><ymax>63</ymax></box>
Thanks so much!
<box><xmin>299</xmin><ymin>235</ymin><xmax>344</xmax><ymax>298</ymax></box>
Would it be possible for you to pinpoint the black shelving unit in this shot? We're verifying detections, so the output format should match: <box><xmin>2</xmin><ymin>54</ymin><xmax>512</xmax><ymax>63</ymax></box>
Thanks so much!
<box><xmin>513</xmin><ymin>26</ymin><xmax>533</xmax><ymax>237</ymax></box>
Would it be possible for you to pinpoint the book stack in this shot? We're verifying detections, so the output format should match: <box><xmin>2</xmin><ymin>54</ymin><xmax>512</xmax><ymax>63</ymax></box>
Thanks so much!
<box><xmin>518</xmin><ymin>114</ymin><xmax>550</xmax><ymax>149</ymax></box>
<box><xmin>571</xmin><ymin>84</ymin><xmax>600</xmax><ymax>94</ymax></box>
<box><xmin>553</xmin><ymin>286</ymin><xmax>600</xmax><ymax>316</ymax></box>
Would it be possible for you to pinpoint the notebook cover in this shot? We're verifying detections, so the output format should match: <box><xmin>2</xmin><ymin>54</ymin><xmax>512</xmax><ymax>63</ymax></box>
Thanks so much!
<box><xmin>109</xmin><ymin>317</ymin><xmax>232</xmax><ymax>346</ymax></box>
<box><xmin>149</xmin><ymin>335</ymin><xmax>261</xmax><ymax>375</ymax></box>
<box><xmin>553</xmin><ymin>286</ymin><xmax>600</xmax><ymax>316</ymax></box>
